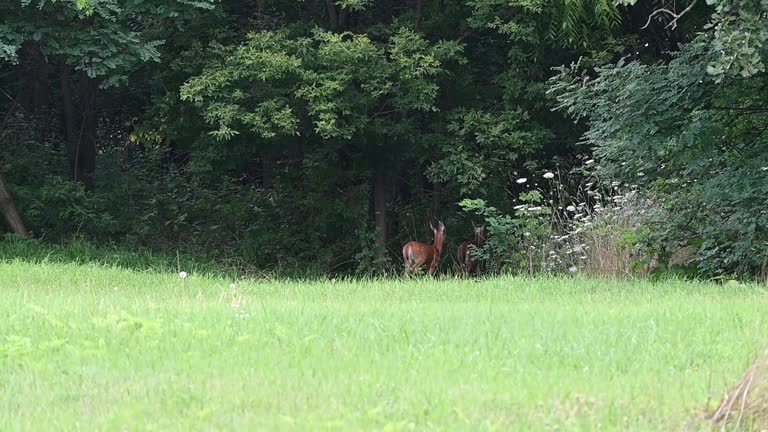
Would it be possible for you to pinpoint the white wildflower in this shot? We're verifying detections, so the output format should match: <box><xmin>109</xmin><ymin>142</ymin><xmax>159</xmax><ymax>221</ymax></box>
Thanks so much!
<box><xmin>543</xmin><ymin>172</ymin><xmax>555</xmax><ymax>179</ymax></box>
<box><xmin>566</xmin><ymin>205</ymin><xmax>577</xmax><ymax>212</ymax></box>
<box><xmin>178</xmin><ymin>271</ymin><xmax>188</xmax><ymax>279</ymax></box>
<box><xmin>229</xmin><ymin>283</ymin><xmax>237</xmax><ymax>290</ymax></box>
<box><xmin>568</xmin><ymin>266</ymin><xmax>578</xmax><ymax>273</ymax></box>
<box><xmin>516</xmin><ymin>178</ymin><xmax>527</xmax><ymax>184</ymax></box>
<box><xmin>585</xmin><ymin>159</ymin><xmax>595</xmax><ymax>165</ymax></box>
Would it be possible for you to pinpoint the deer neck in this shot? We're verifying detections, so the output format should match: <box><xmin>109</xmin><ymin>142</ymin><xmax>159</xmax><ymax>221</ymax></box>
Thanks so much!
<box><xmin>433</xmin><ymin>233</ymin><xmax>445</xmax><ymax>254</ymax></box>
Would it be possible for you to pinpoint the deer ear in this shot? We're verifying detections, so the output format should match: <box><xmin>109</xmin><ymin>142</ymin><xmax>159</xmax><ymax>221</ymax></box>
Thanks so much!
<box><xmin>429</xmin><ymin>221</ymin><xmax>436</xmax><ymax>232</ymax></box>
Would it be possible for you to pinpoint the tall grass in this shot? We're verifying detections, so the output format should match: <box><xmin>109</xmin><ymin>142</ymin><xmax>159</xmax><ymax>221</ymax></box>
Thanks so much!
<box><xmin>0</xmin><ymin>234</ymin><xmax>319</xmax><ymax>279</ymax></box>
<box><xmin>0</xmin><ymin>260</ymin><xmax>766</xmax><ymax>430</ymax></box>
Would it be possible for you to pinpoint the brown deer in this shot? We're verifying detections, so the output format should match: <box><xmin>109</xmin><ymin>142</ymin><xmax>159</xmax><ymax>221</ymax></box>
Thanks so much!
<box><xmin>402</xmin><ymin>220</ymin><xmax>446</xmax><ymax>276</ymax></box>
<box><xmin>457</xmin><ymin>224</ymin><xmax>487</xmax><ymax>276</ymax></box>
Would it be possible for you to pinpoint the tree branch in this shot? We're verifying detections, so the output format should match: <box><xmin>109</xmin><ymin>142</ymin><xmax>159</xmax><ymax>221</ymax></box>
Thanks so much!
<box><xmin>710</xmin><ymin>106</ymin><xmax>768</xmax><ymax>114</ymax></box>
<box><xmin>454</xmin><ymin>31</ymin><xmax>473</xmax><ymax>43</ymax></box>
<box><xmin>641</xmin><ymin>8</ymin><xmax>676</xmax><ymax>29</ymax></box>
<box><xmin>641</xmin><ymin>0</ymin><xmax>698</xmax><ymax>30</ymax></box>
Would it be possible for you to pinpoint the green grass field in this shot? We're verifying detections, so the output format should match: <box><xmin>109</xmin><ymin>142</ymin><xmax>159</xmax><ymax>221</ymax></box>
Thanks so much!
<box><xmin>1</xmin><ymin>260</ymin><xmax>767</xmax><ymax>431</ymax></box>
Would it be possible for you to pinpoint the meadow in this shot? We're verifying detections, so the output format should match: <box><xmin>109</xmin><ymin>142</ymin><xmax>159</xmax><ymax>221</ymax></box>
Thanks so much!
<box><xmin>1</xmin><ymin>260</ymin><xmax>767</xmax><ymax>431</ymax></box>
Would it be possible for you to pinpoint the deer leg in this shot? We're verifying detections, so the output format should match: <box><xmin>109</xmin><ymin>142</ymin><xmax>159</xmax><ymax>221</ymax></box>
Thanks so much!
<box><xmin>403</xmin><ymin>248</ymin><xmax>417</xmax><ymax>274</ymax></box>
<box><xmin>461</xmin><ymin>256</ymin><xmax>471</xmax><ymax>277</ymax></box>
<box><xmin>406</xmin><ymin>257</ymin><xmax>423</xmax><ymax>275</ymax></box>
<box><xmin>427</xmin><ymin>256</ymin><xmax>438</xmax><ymax>276</ymax></box>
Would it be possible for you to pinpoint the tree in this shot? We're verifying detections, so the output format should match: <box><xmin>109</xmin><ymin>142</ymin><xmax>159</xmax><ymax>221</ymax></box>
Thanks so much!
<box><xmin>180</xmin><ymin>28</ymin><xmax>464</xmax><ymax>263</ymax></box>
<box><xmin>551</xmin><ymin>0</ymin><xmax>768</xmax><ymax>277</ymax></box>
<box><xmin>0</xmin><ymin>0</ymin><xmax>216</xmax><ymax>190</ymax></box>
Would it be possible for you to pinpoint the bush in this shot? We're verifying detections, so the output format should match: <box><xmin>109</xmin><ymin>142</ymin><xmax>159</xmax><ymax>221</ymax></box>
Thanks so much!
<box><xmin>551</xmin><ymin>40</ymin><xmax>768</xmax><ymax>281</ymax></box>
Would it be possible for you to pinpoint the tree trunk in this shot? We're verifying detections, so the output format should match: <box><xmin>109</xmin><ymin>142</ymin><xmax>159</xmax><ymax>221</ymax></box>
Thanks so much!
<box><xmin>338</xmin><ymin>6</ymin><xmax>348</xmax><ymax>30</ymax></box>
<box><xmin>431</xmin><ymin>181</ymin><xmax>441</xmax><ymax>219</ymax></box>
<box><xmin>15</xmin><ymin>41</ymin><xmax>50</xmax><ymax>116</ymax></box>
<box><xmin>76</xmin><ymin>71</ymin><xmax>98</xmax><ymax>191</ymax></box>
<box><xmin>373</xmin><ymin>170</ymin><xmax>388</xmax><ymax>260</ymax></box>
<box><xmin>0</xmin><ymin>172</ymin><xmax>29</xmax><ymax>237</ymax></box>
<box><xmin>262</xmin><ymin>157</ymin><xmax>273</xmax><ymax>188</ymax></box>
<box><xmin>60</xmin><ymin>61</ymin><xmax>78</xmax><ymax>176</ymax></box>
<box><xmin>415</xmin><ymin>0</ymin><xmax>423</xmax><ymax>29</ymax></box>
<box><xmin>325</xmin><ymin>0</ymin><xmax>339</xmax><ymax>31</ymax></box>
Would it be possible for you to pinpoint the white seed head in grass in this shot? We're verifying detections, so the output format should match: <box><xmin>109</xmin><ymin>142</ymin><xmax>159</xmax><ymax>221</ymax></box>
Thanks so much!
<box><xmin>179</xmin><ymin>271</ymin><xmax>188</xmax><ymax>280</ymax></box>
<box><xmin>516</xmin><ymin>177</ymin><xmax>527</xmax><ymax>184</ymax></box>
<box><xmin>568</xmin><ymin>266</ymin><xmax>578</xmax><ymax>273</ymax></box>
<box><xmin>543</xmin><ymin>172</ymin><xmax>555</xmax><ymax>179</ymax></box>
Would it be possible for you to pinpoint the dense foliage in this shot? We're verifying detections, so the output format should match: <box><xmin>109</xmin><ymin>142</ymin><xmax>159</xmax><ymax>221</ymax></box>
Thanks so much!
<box><xmin>0</xmin><ymin>0</ymin><xmax>765</xmax><ymax>278</ymax></box>
<box><xmin>552</xmin><ymin>0</ymin><xmax>768</xmax><ymax>278</ymax></box>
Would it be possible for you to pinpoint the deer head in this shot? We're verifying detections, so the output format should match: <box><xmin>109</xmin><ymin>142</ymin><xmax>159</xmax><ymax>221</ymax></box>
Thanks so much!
<box><xmin>430</xmin><ymin>220</ymin><xmax>446</xmax><ymax>253</ymax></box>
<box><xmin>474</xmin><ymin>224</ymin><xmax>487</xmax><ymax>246</ymax></box>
